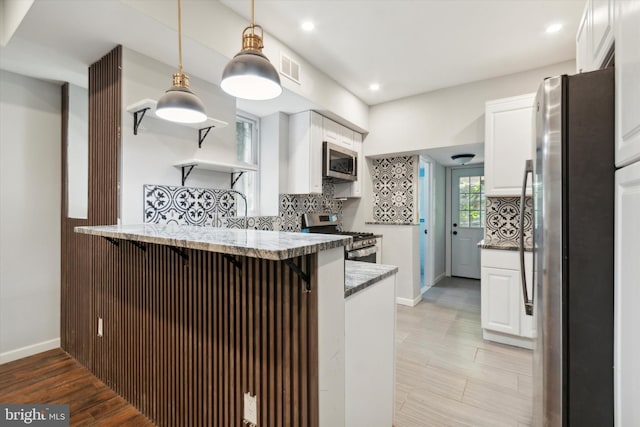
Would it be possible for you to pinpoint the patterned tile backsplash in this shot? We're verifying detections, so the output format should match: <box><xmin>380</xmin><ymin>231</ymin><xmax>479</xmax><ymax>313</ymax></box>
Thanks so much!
<box><xmin>144</xmin><ymin>182</ymin><xmax>341</xmax><ymax>232</ymax></box>
<box><xmin>278</xmin><ymin>181</ymin><xmax>343</xmax><ymax>232</ymax></box>
<box><xmin>371</xmin><ymin>156</ymin><xmax>418</xmax><ymax>224</ymax></box>
<box><xmin>484</xmin><ymin>196</ymin><xmax>533</xmax><ymax>248</ymax></box>
<box><xmin>144</xmin><ymin>184</ymin><xmax>237</xmax><ymax>227</ymax></box>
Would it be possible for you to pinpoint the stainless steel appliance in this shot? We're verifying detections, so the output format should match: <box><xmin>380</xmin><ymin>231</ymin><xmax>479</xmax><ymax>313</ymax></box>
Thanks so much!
<box><xmin>524</xmin><ymin>68</ymin><xmax>614</xmax><ymax>426</ymax></box>
<box><xmin>323</xmin><ymin>141</ymin><xmax>357</xmax><ymax>182</ymax></box>
<box><xmin>302</xmin><ymin>213</ymin><xmax>377</xmax><ymax>262</ymax></box>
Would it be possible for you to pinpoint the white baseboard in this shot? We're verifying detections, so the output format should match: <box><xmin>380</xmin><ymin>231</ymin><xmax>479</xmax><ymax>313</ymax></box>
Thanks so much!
<box><xmin>433</xmin><ymin>272</ymin><xmax>446</xmax><ymax>285</ymax></box>
<box><xmin>482</xmin><ymin>329</ymin><xmax>533</xmax><ymax>350</ymax></box>
<box><xmin>396</xmin><ymin>294</ymin><xmax>422</xmax><ymax>307</ymax></box>
<box><xmin>0</xmin><ymin>338</ymin><xmax>60</xmax><ymax>364</ymax></box>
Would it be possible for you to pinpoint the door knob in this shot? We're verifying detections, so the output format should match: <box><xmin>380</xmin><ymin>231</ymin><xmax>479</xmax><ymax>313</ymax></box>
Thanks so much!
<box><xmin>452</xmin><ymin>231</ymin><xmax>458</xmax><ymax>235</ymax></box>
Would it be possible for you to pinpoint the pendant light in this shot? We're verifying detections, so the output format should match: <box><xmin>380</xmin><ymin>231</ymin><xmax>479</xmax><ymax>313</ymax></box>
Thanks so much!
<box><xmin>156</xmin><ymin>0</ymin><xmax>207</xmax><ymax>124</ymax></box>
<box><xmin>451</xmin><ymin>154</ymin><xmax>475</xmax><ymax>165</ymax></box>
<box><xmin>220</xmin><ymin>0</ymin><xmax>282</xmax><ymax>101</ymax></box>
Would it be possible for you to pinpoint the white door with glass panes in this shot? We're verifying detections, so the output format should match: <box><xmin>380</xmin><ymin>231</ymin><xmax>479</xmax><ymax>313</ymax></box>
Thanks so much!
<box><xmin>451</xmin><ymin>167</ymin><xmax>485</xmax><ymax>279</ymax></box>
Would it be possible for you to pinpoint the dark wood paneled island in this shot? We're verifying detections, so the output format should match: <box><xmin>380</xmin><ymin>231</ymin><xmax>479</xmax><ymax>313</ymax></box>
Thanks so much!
<box><xmin>70</xmin><ymin>224</ymin><xmax>351</xmax><ymax>427</ymax></box>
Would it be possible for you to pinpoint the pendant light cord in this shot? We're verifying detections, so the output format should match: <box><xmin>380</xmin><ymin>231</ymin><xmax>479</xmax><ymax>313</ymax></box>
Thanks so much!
<box><xmin>177</xmin><ymin>0</ymin><xmax>183</xmax><ymax>74</ymax></box>
<box><xmin>250</xmin><ymin>0</ymin><xmax>255</xmax><ymax>34</ymax></box>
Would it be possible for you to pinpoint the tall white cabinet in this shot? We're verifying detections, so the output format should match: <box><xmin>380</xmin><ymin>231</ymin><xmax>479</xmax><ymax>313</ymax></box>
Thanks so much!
<box><xmin>576</xmin><ymin>0</ymin><xmax>615</xmax><ymax>73</ymax></box>
<box><xmin>611</xmin><ymin>1</ymin><xmax>640</xmax><ymax>426</ymax></box>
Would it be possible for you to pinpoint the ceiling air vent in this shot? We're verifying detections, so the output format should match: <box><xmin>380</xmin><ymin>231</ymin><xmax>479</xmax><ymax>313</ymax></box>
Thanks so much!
<box><xmin>280</xmin><ymin>52</ymin><xmax>301</xmax><ymax>84</ymax></box>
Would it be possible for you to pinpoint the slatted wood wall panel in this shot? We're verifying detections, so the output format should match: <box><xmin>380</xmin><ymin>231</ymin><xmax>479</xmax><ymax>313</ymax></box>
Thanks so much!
<box><xmin>61</xmin><ymin>45</ymin><xmax>121</xmax><ymax>368</ymax></box>
<box><xmin>92</xmin><ymin>245</ymin><xmax>318</xmax><ymax>427</ymax></box>
<box><xmin>61</xmin><ymin>45</ymin><xmax>320</xmax><ymax>426</ymax></box>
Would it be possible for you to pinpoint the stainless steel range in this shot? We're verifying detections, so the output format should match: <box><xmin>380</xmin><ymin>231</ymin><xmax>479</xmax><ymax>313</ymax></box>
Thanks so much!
<box><xmin>302</xmin><ymin>213</ymin><xmax>378</xmax><ymax>263</ymax></box>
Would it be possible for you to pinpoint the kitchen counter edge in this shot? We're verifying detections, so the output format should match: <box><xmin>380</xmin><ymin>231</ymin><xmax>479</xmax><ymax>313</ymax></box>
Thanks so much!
<box><xmin>75</xmin><ymin>224</ymin><xmax>352</xmax><ymax>261</ymax></box>
<box><xmin>344</xmin><ymin>260</ymin><xmax>398</xmax><ymax>298</ymax></box>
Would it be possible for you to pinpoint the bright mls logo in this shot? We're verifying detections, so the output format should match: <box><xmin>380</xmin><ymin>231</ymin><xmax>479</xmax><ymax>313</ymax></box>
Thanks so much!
<box><xmin>0</xmin><ymin>404</ymin><xmax>69</xmax><ymax>426</ymax></box>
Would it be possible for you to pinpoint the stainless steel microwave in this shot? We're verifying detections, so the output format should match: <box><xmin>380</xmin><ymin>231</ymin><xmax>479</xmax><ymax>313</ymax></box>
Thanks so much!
<box><xmin>323</xmin><ymin>141</ymin><xmax>357</xmax><ymax>182</ymax></box>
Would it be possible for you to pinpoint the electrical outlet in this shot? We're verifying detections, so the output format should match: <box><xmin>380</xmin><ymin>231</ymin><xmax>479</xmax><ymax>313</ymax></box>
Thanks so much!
<box><xmin>97</xmin><ymin>317</ymin><xmax>103</xmax><ymax>337</ymax></box>
<box><xmin>243</xmin><ymin>392</ymin><xmax>257</xmax><ymax>426</ymax></box>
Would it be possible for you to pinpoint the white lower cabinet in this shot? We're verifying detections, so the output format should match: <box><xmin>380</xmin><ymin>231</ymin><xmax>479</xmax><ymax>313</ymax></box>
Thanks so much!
<box><xmin>481</xmin><ymin>249</ymin><xmax>534</xmax><ymax>348</ymax></box>
<box><xmin>345</xmin><ymin>275</ymin><xmax>396</xmax><ymax>427</ymax></box>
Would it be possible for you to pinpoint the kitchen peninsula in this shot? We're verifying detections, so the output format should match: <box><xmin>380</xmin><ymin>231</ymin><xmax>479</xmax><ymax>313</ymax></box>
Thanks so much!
<box><xmin>74</xmin><ymin>224</ymin><xmax>397</xmax><ymax>427</ymax></box>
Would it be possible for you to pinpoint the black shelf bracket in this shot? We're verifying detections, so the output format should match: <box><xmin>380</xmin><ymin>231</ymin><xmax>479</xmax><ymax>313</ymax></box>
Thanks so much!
<box><xmin>132</xmin><ymin>107</ymin><xmax>150</xmax><ymax>135</ymax></box>
<box><xmin>181</xmin><ymin>165</ymin><xmax>196</xmax><ymax>186</ymax></box>
<box><xmin>198</xmin><ymin>126</ymin><xmax>214</xmax><ymax>148</ymax></box>
<box><xmin>284</xmin><ymin>256</ymin><xmax>312</xmax><ymax>293</ymax></box>
<box><xmin>103</xmin><ymin>237</ymin><xmax>120</xmax><ymax>247</ymax></box>
<box><xmin>169</xmin><ymin>246</ymin><xmax>188</xmax><ymax>261</ymax></box>
<box><xmin>223</xmin><ymin>254</ymin><xmax>242</xmax><ymax>270</ymax></box>
<box><xmin>129</xmin><ymin>240</ymin><xmax>146</xmax><ymax>251</ymax></box>
<box><xmin>231</xmin><ymin>171</ymin><xmax>245</xmax><ymax>189</ymax></box>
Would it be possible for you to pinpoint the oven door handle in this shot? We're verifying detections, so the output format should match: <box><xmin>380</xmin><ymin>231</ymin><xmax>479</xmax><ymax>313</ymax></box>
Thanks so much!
<box><xmin>346</xmin><ymin>246</ymin><xmax>378</xmax><ymax>259</ymax></box>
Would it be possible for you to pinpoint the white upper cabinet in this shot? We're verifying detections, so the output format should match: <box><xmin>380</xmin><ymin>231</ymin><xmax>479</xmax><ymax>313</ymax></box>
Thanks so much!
<box><xmin>484</xmin><ymin>93</ymin><xmax>535</xmax><ymax>197</ymax></box>
<box><xmin>615</xmin><ymin>0</ymin><xmax>640</xmax><ymax>168</ymax></box>
<box><xmin>288</xmin><ymin>111</ymin><xmax>324</xmax><ymax>194</ymax></box>
<box><xmin>322</xmin><ymin>117</ymin><xmax>340</xmax><ymax>145</ymax></box>
<box><xmin>576</xmin><ymin>0</ymin><xmax>615</xmax><ymax>73</ymax></box>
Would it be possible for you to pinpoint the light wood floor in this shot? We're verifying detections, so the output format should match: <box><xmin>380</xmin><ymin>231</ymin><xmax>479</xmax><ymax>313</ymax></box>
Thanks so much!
<box><xmin>394</xmin><ymin>276</ymin><xmax>533</xmax><ymax>427</ymax></box>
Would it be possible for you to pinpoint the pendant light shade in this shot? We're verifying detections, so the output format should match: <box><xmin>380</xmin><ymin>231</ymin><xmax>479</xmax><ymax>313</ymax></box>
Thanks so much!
<box><xmin>156</xmin><ymin>75</ymin><xmax>207</xmax><ymax>124</ymax></box>
<box><xmin>221</xmin><ymin>0</ymin><xmax>282</xmax><ymax>100</ymax></box>
<box><xmin>156</xmin><ymin>0</ymin><xmax>207</xmax><ymax>124</ymax></box>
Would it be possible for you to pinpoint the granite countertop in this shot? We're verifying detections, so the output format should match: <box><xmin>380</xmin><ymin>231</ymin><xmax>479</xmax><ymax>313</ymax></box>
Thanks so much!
<box><xmin>75</xmin><ymin>224</ymin><xmax>351</xmax><ymax>261</ymax></box>
<box><xmin>365</xmin><ymin>221</ymin><xmax>419</xmax><ymax>226</ymax></box>
<box><xmin>344</xmin><ymin>260</ymin><xmax>398</xmax><ymax>298</ymax></box>
<box><xmin>478</xmin><ymin>239</ymin><xmax>533</xmax><ymax>252</ymax></box>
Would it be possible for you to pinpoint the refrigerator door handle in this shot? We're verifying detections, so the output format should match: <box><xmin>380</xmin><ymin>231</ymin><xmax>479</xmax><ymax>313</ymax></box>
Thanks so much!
<box><xmin>520</xmin><ymin>160</ymin><xmax>534</xmax><ymax>316</ymax></box>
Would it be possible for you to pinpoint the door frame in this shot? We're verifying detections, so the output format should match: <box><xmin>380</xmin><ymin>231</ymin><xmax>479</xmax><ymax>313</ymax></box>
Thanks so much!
<box><xmin>445</xmin><ymin>163</ymin><xmax>485</xmax><ymax>277</ymax></box>
<box><xmin>419</xmin><ymin>156</ymin><xmax>435</xmax><ymax>292</ymax></box>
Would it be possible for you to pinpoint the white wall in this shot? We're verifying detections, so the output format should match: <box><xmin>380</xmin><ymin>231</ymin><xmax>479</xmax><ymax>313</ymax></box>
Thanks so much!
<box><xmin>67</xmin><ymin>83</ymin><xmax>88</xmax><ymax>219</ymax></box>
<box><xmin>260</xmin><ymin>112</ymin><xmax>289</xmax><ymax>216</ymax></box>
<box><xmin>363</xmin><ymin>224</ymin><xmax>420</xmax><ymax>306</ymax></box>
<box><xmin>0</xmin><ymin>0</ymin><xmax>34</xmax><ymax>46</ymax></box>
<box><xmin>364</xmin><ymin>60</ymin><xmax>575</xmax><ymax>157</ymax></box>
<box><xmin>0</xmin><ymin>70</ymin><xmax>61</xmax><ymax>363</ymax></box>
<box><xmin>120</xmin><ymin>47</ymin><xmax>237</xmax><ymax>224</ymax></box>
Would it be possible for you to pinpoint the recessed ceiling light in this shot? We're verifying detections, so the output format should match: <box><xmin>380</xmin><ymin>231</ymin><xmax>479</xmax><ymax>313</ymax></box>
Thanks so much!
<box><xmin>546</xmin><ymin>23</ymin><xmax>563</xmax><ymax>34</ymax></box>
<box><xmin>369</xmin><ymin>83</ymin><xmax>380</xmax><ymax>91</ymax></box>
<box><xmin>301</xmin><ymin>21</ymin><xmax>315</xmax><ymax>32</ymax></box>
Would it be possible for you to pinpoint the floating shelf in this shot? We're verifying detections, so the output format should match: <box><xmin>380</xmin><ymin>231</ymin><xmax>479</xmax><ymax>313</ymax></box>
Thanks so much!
<box><xmin>172</xmin><ymin>159</ymin><xmax>258</xmax><ymax>187</ymax></box>
<box><xmin>126</xmin><ymin>98</ymin><xmax>228</xmax><ymax>147</ymax></box>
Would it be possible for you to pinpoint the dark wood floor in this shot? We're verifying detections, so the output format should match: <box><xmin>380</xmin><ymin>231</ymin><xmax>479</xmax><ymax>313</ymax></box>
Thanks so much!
<box><xmin>0</xmin><ymin>349</ymin><xmax>154</xmax><ymax>426</ymax></box>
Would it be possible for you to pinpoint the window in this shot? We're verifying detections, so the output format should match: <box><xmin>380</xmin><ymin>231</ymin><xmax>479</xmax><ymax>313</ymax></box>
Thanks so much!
<box><xmin>236</xmin><ymin>112</ymin><xmax>259</xmax><ymax>215</ymax></box>
<box><xmin>458</xmin><ymin>175</ymin><xmax>485</xmax><ymax>228</ymax></box>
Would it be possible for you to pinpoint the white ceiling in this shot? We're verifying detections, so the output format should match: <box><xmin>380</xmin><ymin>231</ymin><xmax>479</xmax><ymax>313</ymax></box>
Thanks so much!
<box><xmin>221</xmin><ymin>0</ymin><xmax>585</xmax><ymax>105</ymax></box>
<box><xmin>0</xmin><ymin>0</ymin><xmax>584</xmax><ymax>109</ymax></box>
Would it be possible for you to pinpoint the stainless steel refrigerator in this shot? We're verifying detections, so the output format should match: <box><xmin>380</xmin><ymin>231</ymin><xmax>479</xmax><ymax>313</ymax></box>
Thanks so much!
<box><xmin>521</xmin><ymin>68</ymin><xmax>615</xmax><ymax>426</ymax></box>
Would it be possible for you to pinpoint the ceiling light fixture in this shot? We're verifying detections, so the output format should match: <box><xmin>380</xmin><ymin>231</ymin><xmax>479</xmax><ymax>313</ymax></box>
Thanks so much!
<box><xmin>546</xmin><ymin>23</ymin><xmax>563</xmax><ymax>34</ymax></box>
<box><xmin>369</xmin><ymin>83</ymin><xmax>380</xmax><ymax>91</ymax></box>
<box><xmin>451</xmin><ymin>154</ymin><xmax>475</xmax><ymax>165</ymax></box>
<box><xmin>220</xmin><ymin>0</ymin><xmax>282</xmax><ymax>101</ymax></box>
<box><xmin>156</xmin><ymin>0</ymin><xmax>207</xmax><ymax>124</ymax></box>
<box><xmin>301</xmin><ymin>21</ymin><xmax>315</xmax><ymax>32</ymax></box>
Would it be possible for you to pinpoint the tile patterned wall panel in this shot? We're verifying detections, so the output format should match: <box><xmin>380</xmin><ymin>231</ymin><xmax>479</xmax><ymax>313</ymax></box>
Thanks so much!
<box><xmin>143</xmin><ymin>184</ymin><xmax>237</xmax><ymax>226</ymax></box>
<box><xmin>144</xmin><ymin>182</ymin><xmax>340</xmax><ymax>232</ymax></box>
<box><xmin>279</xmin><ymin>181</ymin><xmax>343</xmax><ymax>232</ymax></box>
<box><xmin>371</xmin><ymin>156</ymin><xmax>418</xmax><ymax>224</ymax></box>
<box><xmin>484</xmin><ymin>196</ymin><xmax>533</xmax><ymax>247</ymax></box>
